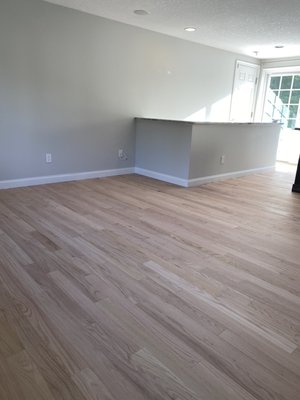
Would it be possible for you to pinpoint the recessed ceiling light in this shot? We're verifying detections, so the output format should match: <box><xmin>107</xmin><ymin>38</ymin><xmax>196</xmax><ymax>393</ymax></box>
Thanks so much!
<box><xmin>275</xmin><ymin>45</ymin><xmax>284</xmax><ymax>49</ymax></box>
<box><xmin>184</xmin><ymin>27</ymin><xmax>196</xmax><ymax>32</ymax></box>
<box><xmin>134</xmin><ymin>9</ymin><xmax>149</xmax><ymax>16</ymax></box>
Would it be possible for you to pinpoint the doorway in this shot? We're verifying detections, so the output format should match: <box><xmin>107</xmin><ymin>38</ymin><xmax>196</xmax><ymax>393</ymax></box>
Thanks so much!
<box><xmin>230</xmin><ymin>61</ymin><xmax>260</xmax><ymax>122</ymax></box>
<box><xmin>261</xmin><ymin>72</ymin><xmax>300</xmax><ymax>164</ymax></box>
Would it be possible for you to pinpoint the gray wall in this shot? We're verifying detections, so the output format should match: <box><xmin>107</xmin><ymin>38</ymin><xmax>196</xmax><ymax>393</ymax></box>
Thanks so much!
<box><xmin>189</xmin><ymin>123</ymin><xmax>281</xmax><ymax>179</ymax></box>
<box><xmin>0</xmin><ymin>0</ymin><xmax>257</xmax><ymax>181</ymax></box>
<box><xmin>135</xmin><ymin>119</ymin><xmax>281</xmax><ymax>185</ymax></box>
<box><xmin>135</xmin><ymin>119</ymin><xmax>192</xmax><ymax>179</ymax></box>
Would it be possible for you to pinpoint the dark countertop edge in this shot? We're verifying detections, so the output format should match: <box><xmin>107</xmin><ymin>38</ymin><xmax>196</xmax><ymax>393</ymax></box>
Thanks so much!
<box><xmin>135</xmin><ymin>117</ymin><xmax>281</xmax><ymax>127</ymax></box>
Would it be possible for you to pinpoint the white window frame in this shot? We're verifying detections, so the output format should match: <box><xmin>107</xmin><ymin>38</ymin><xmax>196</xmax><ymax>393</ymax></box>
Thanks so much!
<box><xmin>255</xmin><ymin>65</ymin><xmax>300</xmax><ymax>122</ymax></box>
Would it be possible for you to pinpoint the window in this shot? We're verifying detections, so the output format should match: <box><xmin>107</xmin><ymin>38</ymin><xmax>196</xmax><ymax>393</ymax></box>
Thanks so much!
<box><xmin>263</xmin><ymin>74</ymin><xmax>300</xmax><ymax>129</ymax></box>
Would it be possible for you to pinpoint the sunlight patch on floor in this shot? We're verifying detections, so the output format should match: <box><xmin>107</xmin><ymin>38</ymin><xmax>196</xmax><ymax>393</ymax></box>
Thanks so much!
<box><xmin>276</xmin><ymin>161</ymin><xmax>297</xmax><ymax>173</ymax></box>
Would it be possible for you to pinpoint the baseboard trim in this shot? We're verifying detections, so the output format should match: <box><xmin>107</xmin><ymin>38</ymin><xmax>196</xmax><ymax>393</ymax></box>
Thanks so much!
<box><xmin>135</xmin><ymin>166</ymin><xmax>275</xmax><ymax>187</ymax></box>
<box><xmin>134</xmin><ymin>168</ymin><xmax>189</xmax><ymax>187</ymax></box>
<box><xmin>0</xmin><ymin>165</ymin><xmax>275</xmax><ymax>190</ymax></box>
<box><xmin>0</xmin><ymin>167</ymin><xmax>135</xmax><ymax>190</ymax></box>
<box><xmin>187</xmin><ymin>166</ymin><xmax>275</xmax><ymax>187</ymax></box>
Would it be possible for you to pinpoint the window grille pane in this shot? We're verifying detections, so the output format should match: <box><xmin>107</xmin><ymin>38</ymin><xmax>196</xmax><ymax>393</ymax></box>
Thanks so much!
<box><xmin>292</xmin><ymin>76</ymin><xmax>300</xmax><ymax>89</ymax></box>
<box><xmin>291</xmin><ymin>91</ymin><xmax>300</xmax><ymax>104</ymax></box>
<box><xmin>270</xmin><ymin>76</ymin><xmax>280</xmax><ymax>90</ymax></box>
<box><xmin>279</xmin><ymin>91</ymin><xmax>290</xmax><ymax>104</ymax></box>
<box><xmin>281</xmin><ymin>76</ymin><xmax>292</xmax><ymax>89</ymax></box>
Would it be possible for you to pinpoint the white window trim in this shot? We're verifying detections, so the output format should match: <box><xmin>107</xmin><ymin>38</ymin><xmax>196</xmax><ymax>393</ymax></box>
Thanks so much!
<box><xmin>255</xmin><ymin>65</ymin><xmax>300</xmax><ymax>121</ymax></box>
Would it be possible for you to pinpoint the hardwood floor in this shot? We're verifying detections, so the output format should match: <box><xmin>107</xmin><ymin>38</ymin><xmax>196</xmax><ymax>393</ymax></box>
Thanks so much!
<box><xmin>0</xmin><ymin>169</ymin><xmax>299</xmax><ymax>400</ymax></box>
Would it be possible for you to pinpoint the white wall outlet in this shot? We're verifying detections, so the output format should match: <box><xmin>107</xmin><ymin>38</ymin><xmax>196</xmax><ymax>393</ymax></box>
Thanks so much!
<box><xmin>118</xmin><ymin>149</ymin><xmax>128</xmax><ymax>160</ymax></box>
<box><xmin>220</xmin><ymin>155</ymin><xmax>225</xmax><ymax>165</ymax></box>
<box><xmin>46</xmin><ymin>153</ymin><xmax>52</xmax><ymax>163</ymax></box>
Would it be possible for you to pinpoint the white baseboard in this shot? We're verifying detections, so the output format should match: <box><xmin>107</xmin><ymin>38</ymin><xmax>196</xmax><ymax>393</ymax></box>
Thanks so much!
<box><xmin>135</xmin><ymin>166</ymin><xmax>275</xmax><ymax>187</ymax></box>
<box><xmin>0</xmin><ymin>167</ymin><xmax>135</xmax><ymax>190</ymax></box>
<box><xmin>0</xmin><ymin>165</ymin><xmax>275</xmax><ymax>190</ymax></box>
<box><xmin>187</xmin><ymin>166</ymin><xmax>275</xmax><ymax>187</ymax></box>
<box><xmin>134</xmin><ymin>167</ymin><xmax>189</xmax><ymax>187</ymax></box>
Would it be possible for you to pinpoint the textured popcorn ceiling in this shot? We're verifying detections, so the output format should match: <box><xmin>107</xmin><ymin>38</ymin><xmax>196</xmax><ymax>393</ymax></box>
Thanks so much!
<box><xmin>42</xmin><ymin>0</ymin><xmax>300</xmax><ymax>59</ymax></box>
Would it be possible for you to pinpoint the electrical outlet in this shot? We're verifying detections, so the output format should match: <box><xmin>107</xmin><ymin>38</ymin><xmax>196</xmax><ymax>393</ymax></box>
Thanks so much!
<box><xmin>46</xmin><ymin>153</ymin><xmax>52</xmax><ymax>163</ymax></box>
<box><xmin>118</xmin><ymin>149</ymin><xmax>128</xmax><ymax>160</ymax></box>
<box><xmin>220</xmin><ymin>155</ymin><xmax>225</xmax><ymax>165</ymax></box>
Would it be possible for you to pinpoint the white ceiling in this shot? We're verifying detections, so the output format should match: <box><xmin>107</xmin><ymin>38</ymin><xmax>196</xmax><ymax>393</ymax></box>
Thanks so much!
<box><xmin>43</xmin><ymin>0</ymin><xmax>300</xmax><ymax>59</ymax></box>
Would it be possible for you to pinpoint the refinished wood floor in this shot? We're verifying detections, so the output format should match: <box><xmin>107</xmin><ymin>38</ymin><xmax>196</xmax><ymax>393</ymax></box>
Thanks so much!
<box><xmin>0</xmin><ymin>169</ymin><xmax>299</xmax><ymax>400</ymax></box>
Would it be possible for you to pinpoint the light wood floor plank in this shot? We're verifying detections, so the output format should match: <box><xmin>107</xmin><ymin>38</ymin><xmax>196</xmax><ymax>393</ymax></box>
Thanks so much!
<box><xmin>0</xmin><ymin>168</ymin><xmax>299</xmax><ymax>399</ymax></box>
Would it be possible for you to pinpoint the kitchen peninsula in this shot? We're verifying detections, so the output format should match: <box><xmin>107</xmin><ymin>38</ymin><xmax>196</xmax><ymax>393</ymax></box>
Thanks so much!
<box><xmin>135</xmin><ymin>118</ymin><xmax>281</xmax><ymax>187</ymax></box>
